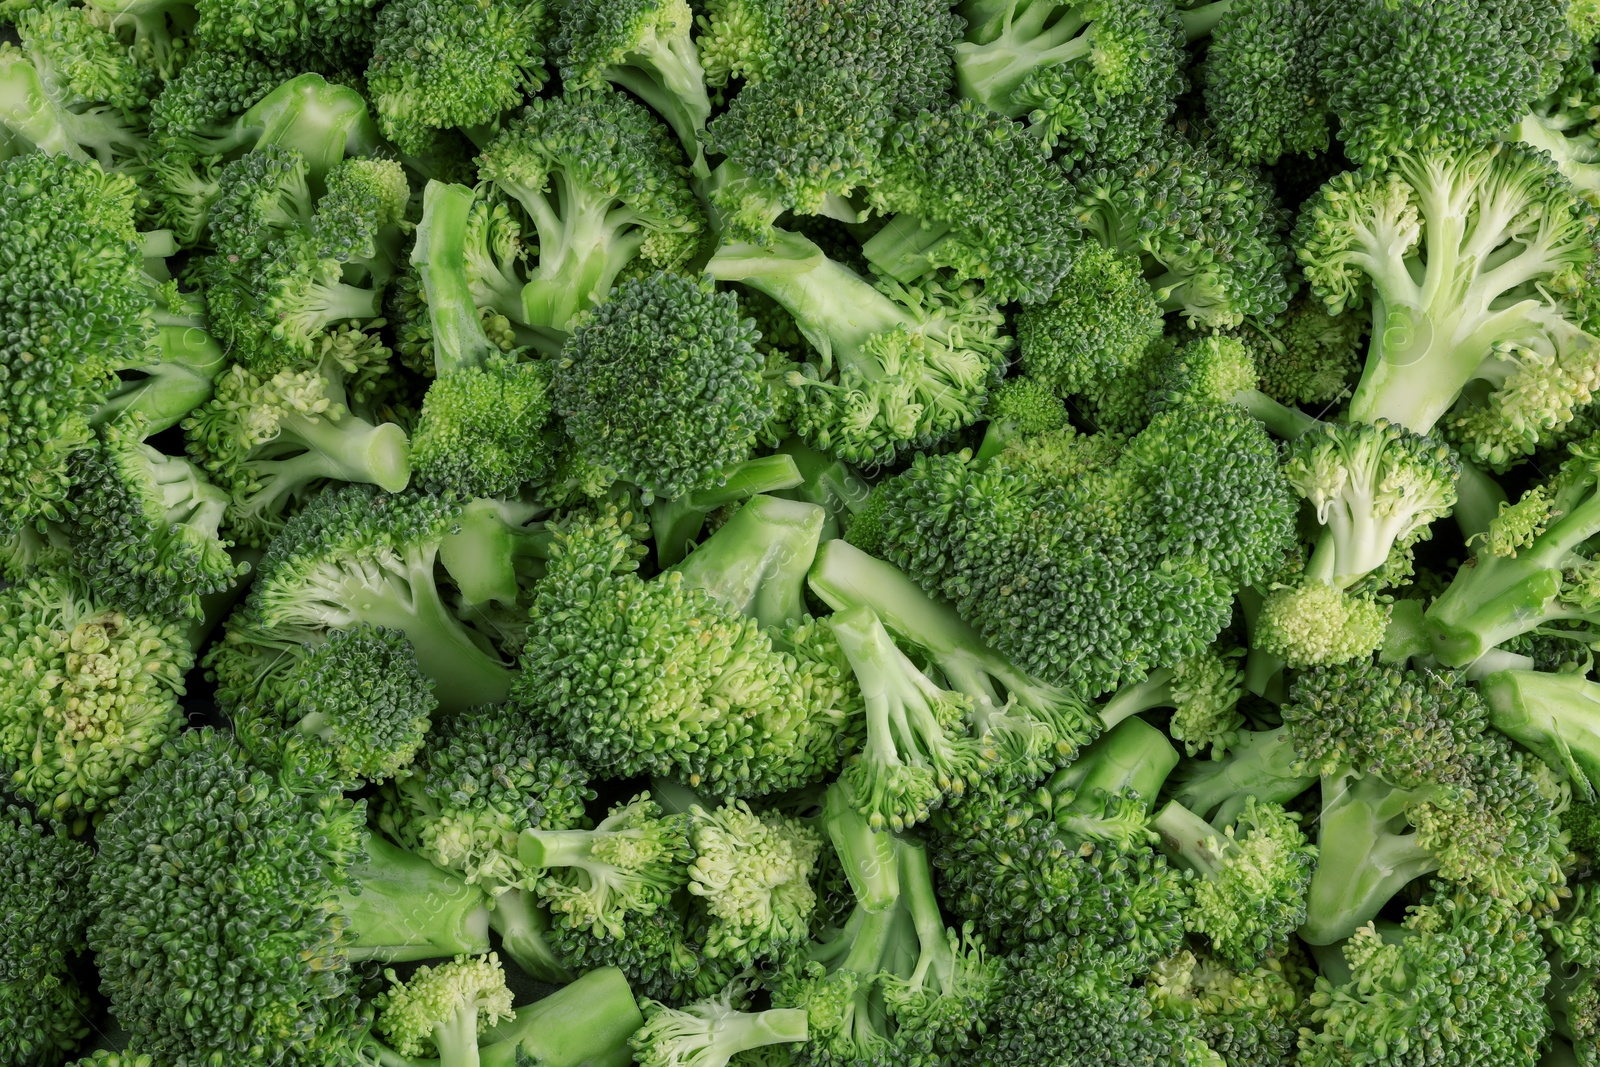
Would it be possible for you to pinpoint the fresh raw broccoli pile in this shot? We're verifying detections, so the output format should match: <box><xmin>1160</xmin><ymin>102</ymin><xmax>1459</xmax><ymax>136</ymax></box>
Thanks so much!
<box><xmin>10</xmin><ymin>1</ymin><xmax>1600</xmax><ymax>1065</ymax></box>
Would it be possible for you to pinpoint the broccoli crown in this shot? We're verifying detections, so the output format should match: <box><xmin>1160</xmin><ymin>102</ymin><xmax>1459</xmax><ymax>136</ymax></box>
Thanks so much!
<box><xmin>367</xmin><ymin>0</ymin><xmax>548</xmax><ymax>154</ymax></box>
<box><xmin>411</xmin><ymin>354</ymin><xmax>558</xmax><ymax>500</ymax></box>
<box><xmin>1071</xmin><ymin>124</ymin><xmax>1295</xmax><ymax>329</ymax></box>
<box><xmin>1252</xmin><ymin>582</ymin><xmax>1388</xmax><ymax>668</ymax></box>
<box><xmin>548</xmin><ymin>899</ymin><xmax>738</xmax><ymax>1006</ymax></box>
<box><xmin>631</xmin><ymin>982</ymin><xmax>810</xmax><ymax>1067</ymax></box>
<box><xmin>1316</xmin><ymin>0</ymin><xmax>1573</xmax><ymax>165</ymax></box>
<box><xmin>0</xmin><ymin>974</ymin><xmax>93</xmax><ymax>1067</ymax></box>
<box><xmin>476</xmin><ymin>87</ymin><xmax>706</xmax><ymax>334</ymax></box>
<box><xmin>1157</xmin><ymin>334</ymin><xmax>1259</xmax><ymax>407</ymax></box>
<box><xmin>1298</xmin><ymin>889</ymin><xmax>1552</xmax><ymax>1067</ymax></box>
<box><xmin>953</xmin><ymin>0</ymin><xmax>1188</xmax><ymax>163</ymax></box>
<box><xmin>377</xmin><ymin>700</ymin><xmax>593</xmax><ymax>894</ymax></box>
<box><xmin>0</xmin><ymin>153</ymin><xmax>154</xmax><ymax>528</ymax></box>
<box><xmin>862</xmin><ymin>99</ymin><xmax>1081</xmax><ymax>303</ymax></box>
<box><xmin>1148</xmin><ymin>949</ymin><xmax>1314</xmax><ymax>1067</ymax></box>
<box><xmin>686</xmin><ymin>800</ymin><xmax>821</xmax><ymax>967</ymax></box>
<box><xmin>1016</xmin><ymin>243</ymin><xmax>1164</xmax><ymax>398</ymax></box>
<box><xmin>980</xmin><ymin>374</ymin><xmax>1070</xmax><ymax>454</ymax></box>
<box><xmin>0</xmin><ymin>803</ymin><xmax>92</xmax><ymax>984</ymax></box>
<box><xmin>1245</xmin><ymin>293</ymin><xmax>1363</xmax><ymax>406</ymax></box>
<box><xmin>1295</xmin><ymin>140</ymin><xmax>1598</xmax><ymax>434</ymax></box>
<box><xmin>191</xmin><ymin>0</ymin><xmax>379</xmax><ymax>64</ymax></box>
<box><xmin>1199</xmin><ymin>0</ymin><xmax>1332</xmax><ymax>164</ymax></box>
<box><xmin>373</xmin><ymin>952</ymin><xmax>517</xmax><ymax>1060</ymax></box>
<box><xmin>0</xmin><ymin>573</ymin><xmax>192</xmax><ymax>827</ymax></box>
<box><xmin>87</xmin><ymin>728</ymin><xmax>368</xmax><ymax>1067</ymax></box>
<box><xmin>555</xmin><ymin>272</ymin><xmax>770</xmax><ymax>503</ymax></box>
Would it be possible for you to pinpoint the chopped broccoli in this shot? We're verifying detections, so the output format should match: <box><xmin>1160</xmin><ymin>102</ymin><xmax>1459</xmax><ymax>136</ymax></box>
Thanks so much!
<box><xmin>630</xmin><ymin>982</ymin><xmax>809</xmax><ymax>1067</ymax></box>
<box><xmin>373</xmin><ymin>953</ymin><xmax>518</xmax><ymax>1067</ymax></box>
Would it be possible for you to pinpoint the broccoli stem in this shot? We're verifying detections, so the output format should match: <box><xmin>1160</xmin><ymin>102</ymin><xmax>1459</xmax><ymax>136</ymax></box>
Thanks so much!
<box><xmin>860</xmin><ymin>215</ymin><xmax>956</xmax><ymax>285</ymax></box>
<box><xmin>1152</xmin><ymin>800</ymin><xmax>1228</xmax><ymax>880</ymax></box>
<box><xmin>479</xmin><ymin>967</ymin><xmax>644</xmax><ymax>1067</ymax></box>
<box><xmin>603</xmin><ymin>41</ymin><xmax>711</xmax><ymax>177</ymax></box>
<box><xmin>1300</xmin><ymin>772</ymin><xmax>1439</xmax><ymax>945</ymax></box>
<box><xmin>1453</xmin><ymin>458</ymin><xmax>1508</xmax><ymax>543</ymax></box>
<box><xmin>433</xmin><ymin>1004</ymin><xmax>482</xmax><ymax>1067</ymax></box>
<box><xmin>94</xmin><ymin>325</ymin><xmax>229</xmax><ymax>433</ymax></box>
<box><xmin>1056</xmin><ymin>717</ymin><xmax>1178</xmax><ymax>804</ymax></box>
<box><xmin>1168</xmin><ymin>726</ymin><xmax>1314</xmax><ymax>828</ymax></box>
<box><xmin>517</xmin><ymin>177</ymin><xmax>644</xmax><ymax>333</ymax></box>
<box><xmin>1234</xmin><ymin>388</ymin><xmax>1322</xmax><ymax>439</ymax></box>
<box><xmin>823</xmin><ymin>781</ymin><xmax>901</xmax><ymax>913</ymax></box>
<box><xmin>1098</xmin><ymin>669</ymin><xmax>1177</xmax><ymax>729</ymax></box>
<box><xmin>440</xmin><ymin>498</ymin><xmax>551</xmax><ymax>609</ymax></box>
<box><xmin>1179</xmin><ymin>0</ymin><xmax>1233</xmax><ymax>41</ymax></box>
<box><xmin>1479</xmin><ymin>669</ymin><xmax>1600</xmax><ymax>802</ymax></box>
<box><xmin>273</xmin><ymin>409</ymin><xmax>412</xmax><ymax>492</ymax></box>
<box><xmin>239</xmin><ymin>73</ymin><xmax>382</xmax><ymax>189</ymax></box>
<box><xmin>414</xmin><ymin>181</ymin><xmax>497</xmax><ymax>374</ymax></box>
<box><xmin>1515</xmin><ymin>113</ymin><xmax>1600</xmax><ymax>193</ymax></box>
<box><xmin>953</xmin><ymin>2</ymin><xmax>1094</xmax><ymax>116</ymax></box>
<box><xmin>649</xmin><ymin>453</ymin><xmax>805</xmax><ymax>566</ymax></box>
<box><xmin>340</xmin><ymin>834</ymin><xmax>494</xmax><ymax>961</ymax></box>
<box><xmin>713</xmin><ymin>1008</ymin><xmax>811</xmax><ymax>1054</ymax></box>
<box><xmin>669</xmin><ymin>495</ymin><xmax>824</xmax><ymax>629</ymax></box>
<box><xmin>487</xmin><ymin>888</ymin><xmax>574</xmax><ymax>985</ymax></box>
<box><xmin>147</xmin><ymin>447</ymin><xmax>231</xmax><ymax>532</ymax></box>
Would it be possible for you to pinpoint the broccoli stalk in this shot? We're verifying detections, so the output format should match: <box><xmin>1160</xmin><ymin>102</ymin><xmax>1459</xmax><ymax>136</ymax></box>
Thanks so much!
<box><xmin>343</xmin><ymin>835</ymin><xmax>496</xmax><ymax>963</ymax></box>
<box><xmin>1480</xmin><ymin>669</ymin><xmax>1600</xmax><ymax>803</ymax></box>
<box><xmin>648</xmin><ymin>452</ymin><xmax>805</xmax><ymax>567</ymax></box>
<box><xmin>630</xmin><ymin>984</ymin><xmax>808</xmax><ymax>1067</ymax></box>
<box><xmin>471</xmin><ymin>967</ymin><xmax>643</xmax><ymax>1067</ymax></box>
<box><xmin>94</xmin><ymin>319</ymin><xmax>229</xmax><ymax>435</ymax></box>
<box><xmin>1165</xmin><ymin>726</ymin><xmax>1316</xmax><ymax>829</ymax></box>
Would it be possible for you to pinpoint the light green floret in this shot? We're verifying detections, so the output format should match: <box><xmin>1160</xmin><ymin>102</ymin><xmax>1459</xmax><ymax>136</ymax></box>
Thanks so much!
<box><xmin>685</xmin><ymin>800</ymin><xmax>821</xmax><ymax>967</ymax></box>
<box><xmin>974</xmin><ymin>375</ymin><xmax>1070</xmax><ymax>462</ymax></box>
<box><xmin>1445</xmin><ymin>330</ymin><xmax>1600</xmax><ymax>473</ymax></box>
<box><xmin>374</xmin><ymin>954</ymin><xmax>517</xmax><ymax>1067</ymax></box>
<box><xmin>554</xmin><ymin>272</ymin><xmax>770</xmax><ymax>504</ymax></box>
<box><xmin>1100</xmin><ymin>645</ymin><xmax>1247</xmax><ymax>759</ymax></box>
<box><xmin>631</xmin><ymin>983</ymin><xmax>810</xmax><ymax>1067</ymax></box>
<box><xmin>521</xmin><ymin>793</ymin><xmax>694</xmax><ymax>939</ymax></box>
<box><xmin>477</xmin><ymin>87</ymin><xmax>706</xmax><ymax>338</ymax></box>
<box><xmin>0</xmin><ymin>573</ymin><xmax>192</xmax><ymax>830</ymax></box>
<box><xmin>368</xmin><ymin>0</ymin><xmax>548</xmax><ymax>154</ymax></box>
<box><xmin>1253</xmin><ymin>582</ymin><xmax>1388</xmax><ymax>668</ymax></box>
<box><xmin>1154</xmin><ymin>797</ymin><xmax>1317</xmax><ymax>969</ymax></box>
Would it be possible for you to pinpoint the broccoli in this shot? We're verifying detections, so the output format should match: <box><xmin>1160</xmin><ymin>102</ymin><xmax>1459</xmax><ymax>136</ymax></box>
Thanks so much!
<box><xmin>1480</xmin><ymin>669</ymin><xmax>1600</xmax><ymax>802</ymax></box>
<box><xmin>630</xmin><ymin>982</ymin><xmax>810</xmax><ymax>1067</ymax></box>
<box><xmin>367</xmin><ymin>0</ymin><xmax>548</xmax><ymax>154</ymax></box>
<box><xmin>183</xmin><ymin>325</ymin><xmax>413</xmax><ymax>546</ymax></box>
<box><xmin>705</xmin><ymin>226</ymin><xmax>1012</xmax><ymax>466</ymax></box>
<box><xmin>519</xmin><ymin>496</ymin><xmax>863</xmax><ymax>796</ymax></box>
<box><xmin>859</xmin><ymin>98</ymin><xmax>1082</xmax><ymax>303</ymax></box>
<box><xmin>373</xmin><ymin>953</ymin><xmax>518</xmax><ymax>1067</ymax></box>
<box><xmin>81</xmin><ymin>0</ymin><xmax>197</xmax><ymax>80</ymax></box>
<box><xmin>1165</xmin><ymin>725</ymin><xmax>1318</xmax><ymax>829</ymax></box>
<box><xmin>88</xmin><ymin>729</ymin><xmax>504</xmax><ymax>1067</ymax></box>
<box><xmin>1238</xmin><ymin>293</ymin><xmax>1363</xmax><ymax>407</ymax></box>
<box><xmin>972</xmin><ymin>375</ymin><xmax>1071</xmax><ymax>463</ymax></box>
<box><xmin>0</xmin><ymin>2</ymin><xmax>152</xmax><ymax>165</ymax></box>
<box><xmin>951</xmin><ymin>0</ymin><xmax>1187</xmax><ymax>161</ymax></box>
<box><xmin>684</xmin><ymin>800</ymin><xmax>821</xmax><ymax>969</ymax></box>
<box><xmin>1153</xmin><ymin>796</ymin><xmax>1317</xmax><ymax>969</ymax></box>
<box><xmin>0</xmin><ymin>804</ymin><xmax>94</xmax><ymax>1067</ymax></box>
<box><xmin>206</xmin><ymin>485</ymin><xmax>520</xmax><ymax>712</ymax></box>
<box><xmin>1284</xmin><ymin>660</ymin><xmax>1567</xmax><ymax>943</ymax></box>
<box><xmin>1099</xmin><ymin>644</ymin><xmax>1248</xmax><ymax>758</ymax></box>
<box><xmin>1252</xmin><ymin>580</ymin><xmax>1390</xmax><ymax>668</ymax></box>
<box><xmin>1544</xmin><ymin>884</ymin><xmax>1599</xmax><ymax>1066</ymax></box>
<box><xmin>1147</xmin><ymin>948</ymin><xmax>1315</xmax><ymax>1067</ymax></box>
<box><xmin>553</xmin><ymin>271</ymin><xmax>771</xmax><ymax>504</ymax></box>
<box><xmin>475</xmin><ymin>88</ymin><xmax>706</xmax><ymax>340</ymax></box>
<box><xmin>186</xmin><ymin>0</ymin><xmax>380</xmax><ymax>67</ymax></box>
<box><xmin>1294</xmin><ymin>139</ymin><xmax>1598</xmax><ymax>436</ymax></box>
<box><xmin>1297</xmin><ymin>888</ymin><xmax>1552</xmax><ymax>1067</ymax></box>
<box><xmin>199</xmin><ymin>146</ymin><xmax>409</xmax><ymax>372</ymax></box>
<box><xmin>553</xmin><ymin>0</ymin><xmax>711</xmax><ymax>173</ymax></box>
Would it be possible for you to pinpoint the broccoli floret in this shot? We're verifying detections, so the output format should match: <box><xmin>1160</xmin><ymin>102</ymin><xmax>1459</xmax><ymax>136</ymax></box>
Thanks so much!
<box><xmin>973</xmin><ymin>375</ymin><xmax>1071</xmax><ymax>463</ymax></box>
<box><xmin>1480</xmin><ymin>669</ymin><xmax>1600</xmax><ymax>802</ymax></box>
<box><xmin>631</xmin><ymin>982</ymin><xmax>810</xmax><ymax>1067</ymax></box>
<box><xmin>1544</xmin><ymin>884</ymin><xmax>1600</xmax><ymax>1063</ymax></box>
<box><xmin>547</xmin><ymin>898</ymin><xmax>738</xmax><ymax>1006</ymax></box>
<box><xmin>1295</xmin><ymin>140</ymin><xmax>1598</xmax><ymax>435</ymax></box>
<box><xmin>1445</xmin><ymin>330</ymin><xmax>1600</xmax><ymax>473</ymax></box>
<box><xmin>1016</xmin><ymin>243</ymin><xmax>1165</xmax><ymax>401</ymax></box>
<box><xmin>81</xmin><ymin>0</ymin><xmax>197</xmax><ymax>80</ymax></box>
<box><xmin>554</xmin><ymin>272</ymin><xmax>770</xmax><ymax>504</ymax></box>
<box><xmin>1153</xmin><ymin>796</ymin><xmax>1316</xmax><ymax>969</ymax></box>
<box><xmin>0</xmin><ymin>572</ymin><xmax>194</xmax><ymax>829</ymax></box>
<box><xmin>367</xmin><ymin>0</ymin><xmax>547</xmax><ymax>154</ymax></box>
<box><xmin>1284</xmin><ymin>660</ymin><xmax>1567</xmax><ymax>943</ymax></box>
<box><xmin>519</xmin><ymin>496</ymin><xmax>861</xmax><ymax>796</ymax></box>
<box><xmin>1252</xmin><ymin>581</ymin><xmax>1389</xmax><ymax>667</ymax></box>
<box><xmin>373</xmin><ymin>953</ymin><xmax>518</xmax><ymax>1067</ymax></box>
<box><xmin>1072</xmin><ymin>124</ymin><xmax>1295</xmax><ymax>329</ymax></box>
<box><xmin>476</xmin><ymin>87</ymin><xmax>706</xmax><ymax>339</ymax></box>
<box><xmin>1147</xmin><ymin>948</ymin><xmax>1314</xmax><ymax>1067</ymax></box>
<box><xmin>190</xmin><ymin>0</ymin><xmax>379</xmax><ymax>66</ymax></box>
<box><xmin>952</xmin><ymin>0</ymin><xmax>1187</xmax><ymax>162</ymax></box>
<box><xmin>0</xmin><ymin>2</ymin><xmax>152</xmax><ymax>165</ymax></box>
<box><xmin>860</xmin><ymin>99</ymin><xmax>1082</xmax><ymax>303</ymax></box>
<box><xmin>1099</xmin><ymin>644</ymin><xmax>1248</xmax><ymax>758</ymax></box>
<box><xmin>930</xmin><ymin>717</ymin><xmax>1188</xmax><ymax>959</ymax></box>
<box><xmin>206</xmin><ymin>484</ymin><xmax>520</xmax><ymax>713</ymax></box>
<box><xmin>1241</xmin><ymin>293</ymin><xmax>1364</xmax><ymax>407</ymax></box>
<box><xmin>88</xmin><ymin>729</ymin><xmax>500</xmax><ymax>1067</ymax></box>
<box><xmin>553</xmin><ymin>0</ymin><xmax>711</xmax><ymax>173</ymax></box>
<box><xmin>1298</xmin><ymin>888</ymin><xmax>1552</xmax><ymax>1067</ymax></box>
<box><xmin>184</xmin><ymin>326</ymin><xmax>413</xmax><ymax>546</ymax></box>
<box><xmin>685</xmin><ymin>800</ymin><xmax>821</xmax><ymax>969</ymax></box>
<box><xmin>1166</xmin><ymin>725</ymin><xmax>1318</xmax><ymax>829</ymax></box>
<box><xmin>706</xmin><ymin>228</ymin><xmax>1012</xmax><ymax>466</ymax></box>
<box><xmin>200</xmin><ymin>147</ymin><xmax>409</xmax><ymax>372</ymax></box>
<box><xmin>61</xmin><ymin>416</ymin><xmax>243</xmax><ymax>621</ymax></box>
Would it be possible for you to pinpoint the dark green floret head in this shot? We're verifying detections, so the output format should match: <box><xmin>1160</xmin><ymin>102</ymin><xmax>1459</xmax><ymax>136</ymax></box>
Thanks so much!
<box><xmin>1016</xmin><ymin>243</ymin><xmax>1165</xmax><ymax>397</ymax></box>
<box><xmin>411</xmin><ymin>354</ymin><xmax>558</xmax><ymax>499</ymax></box>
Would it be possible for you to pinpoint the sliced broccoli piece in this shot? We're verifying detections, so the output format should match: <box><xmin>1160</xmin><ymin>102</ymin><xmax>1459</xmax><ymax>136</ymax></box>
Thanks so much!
<box><xmin>631</xmin><ymin>982</ymin><xmax>809</xmax><ymax>1067</ymax></box>
<box><xmin>373</xmin><ymin>953</ymin><xmax>518</xmax><ymax>1067</ymax></box>
<box><xmin>683</xmin><ymin>800</ymin><xmax>821</xmax><ymax>969</ymax></box>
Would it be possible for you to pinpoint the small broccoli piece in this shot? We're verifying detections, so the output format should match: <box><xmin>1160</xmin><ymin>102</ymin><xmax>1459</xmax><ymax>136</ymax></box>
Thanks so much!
<box><xmin>89</xmin><ymin>729</ymin><xmax>500</xmax><ymax>1067</ymax></box>
<box><xmin>477</xmin><ymin>88</ymin><xmax>705</xmax><ymax>339</ymax></box>
<box><xmin>1298</xmin><ymin>889</ymin><xmax>1552</xmax><ymax>1067</ymax></box>
<box><xmin>631</xmin><ymin>982</ymin><xmax>810</xmax><ymax>1067</ymax></box>
<box><xmin>62</xmin><ymin>416</ymin><xmax>242</xmax><ymax>621</ymax></box>
<box><xmin>1480</xmin><ymin>669</ymin><xmax>1600</xmax><ymax>802</ymax></box>
<box><xmin>374</xmin><ymin>953</ymin><xmax>517</xmax><ymax>1067</ymax></box>
<box><xmin>1153</xmin><ymin>797</ymin><xmax>1316</xmax><ymax>969</ymax></box>
<box><xmin>1073</xmin><ymin>124</ymin><xmax>1295</xmax><ymax>329</ymax></box>
<box><xmin>1242</xmin><ymin>293</ymin><xmax>1363</xmax><ymax>407</ymax></box>
<box><xmin>973</xmin><ymin>376</ymin><xmax>1070</xmax><ymax>463</ymax></box>
<box><xmin>554</xmin><ymin>272</ymin><xmax>770</xmax><ymax>504</ymax></box>
<box><xmin>206</xmin><ymin>484</ymin><xmax>520</xmax><ymax>713</ymax></box>
<box><xmin>1252</xmin><ymin>581</ymin><xmax>1389</xmax><ymax>667</ymax></box>
<box><xmin>184</xmin><ymin>326</ymin><xmax>413</xmax><ymax>546</ymax></box>
<box><xmin>930</xmin><ymin>717</ymin><xmax>1188</xmax><ymax>959</ymax></box>
<box><xmin>1285</xmin><ymin>660</ymin><xmax>1567</xmax><ymax>943</ymax></box>
<box><xmin>0</xmin><ymin>572</ymin><xmax>193</xmax><ymax>830</ymax></box>
<box><xmin>1445</xmin><ymin>328</ymin><xmax>1600</xmax><ymax>472</ymax></box>
<box><xmin>367</xmin><ymin>0</ymin><xmax>548</xmax><ymax>154</ymax></box>
<box><xmin>1295</xmin><ymin>140</ymin><xmax>1598</xmax><ymax>435</ymax></box>
<box><xmin>0</xmin><ymin>2</ymin><xmax>151</xmax><ymax>165</ymax></box>
<box><xmin>685</xmin><ymin>801</ymin><xmax>821</xmax><ymax>968</ymax></box>
<box><xmin>553</xmin><ymin>0</ymin><xmax>711</xmax><ymax>173</ymax></box>
<box><xmin>1099</xmin><ymin>644</ymin><xmax>1247</xmax><ymax>758</ymax></box>
<box><xmin>1147</xmin><ymin>948</ymin><xmax>1314</xmax><ymax>1067</ymax></box>
<box><xmin>860</xmin><ymin>99</ymin><xmax>1082</xmax><ymax>303</ymax></box>
<box><xmin>952</xmin><ymin>0</ymin><xmax>1187</xmax><ymax>162</ymax></box>
<box><xmin>1166</xmin><ymin>726</ymin><xmax>1318</xmax><ymax>829</ymax></box>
